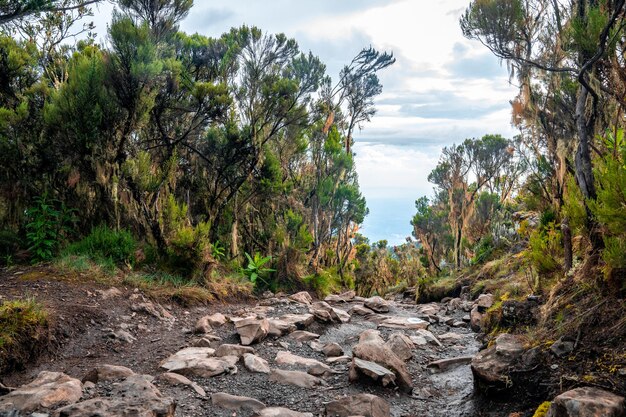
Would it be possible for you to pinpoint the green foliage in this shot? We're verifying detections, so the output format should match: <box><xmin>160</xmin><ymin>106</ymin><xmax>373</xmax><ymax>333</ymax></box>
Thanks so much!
<box><xmin>471</xmin><ymin>235</ymin><xmax>494</xmax><ymax>265</ymax></box>
<box><xmin>25</xmin><ymin>194</ymin><xmax>76</xmax><ymax>262</ymax></box>
<box><xmin>64</xmin><ymin>225</ymin><xmax>137</xmax><ymax>267</ymax></box>
<box><xmin>0</xmin><ymin>230</ymin><xmax>21</xmax><ymax>265</ymax></box>
<box><xmin>211</xmin><ymin>241</ymin><xmax>226</xmax><ymax>261</ymax></box>
<box><xmin>525</xmin><ymin>222</ymin><xmax>562</xmax><ymax>275</ymax></box>
<box><xmin>241</xmin><ymin>252</ymin><xmax>275</xmax><ymax>288</ymax></box>
<box><xmin>304</xmin><ymin>267</ymin><xmax>342</xmax><ymax>297</ymax></box>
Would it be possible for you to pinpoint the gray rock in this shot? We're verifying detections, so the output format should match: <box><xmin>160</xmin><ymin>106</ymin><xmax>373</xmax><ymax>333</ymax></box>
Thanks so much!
<box><xmin>215</xmin><ymin>343</ymin><xmax>255</xmax><ymax>358</ymax></box>
<box><xmin>384</xmin><ymin>333</ymin><xmax>414</xmax><ymax>362</ymax></box>
<box><xmin>289</xmin><ymin>331</ymin><xmax>320</xmax><ymax>342</ymax></box>
<box><xmin>269</xmin><ymin>369</ymin><xmax>325</xmax><ymax>389</ymax></box>
<box><xmin>234</xmin><ymin>317</ymin><xmax>270</xmax><ymax>345</ymax></box>
<box><xmin>349</xmin><ymin>358</ymin><xmax>396</xmax><ymax>388</ymax></box>
<box><xmin>364</xmin><ymin>296</ymin><xmax>390</xmax><ymax>313</ymax></box>
<box><xmin>550</xmin><ymin>337</ymin><xmax>575</xmax><ymax>358</ymax></box>
<box><xmin>322</xmin><ymin>342</ymin><xmax>343</xmax><ymax>357</ymax></box>
<box><xmin>160</xmin><ymin>347</ymin><xmax>237</xmax><ymax>378</ymax></box>
<box><xmin>325</xmin><ymin>393</ymin><xmax>390</xmax><ymax>417</ymax></box>
<box><xmin>158</xmin><ymin>372</ymin><xmax>206</xmax><ymax>396</ymax></box>
<box><xmin>82</xmin><ymin>365</ymin><xmax>134</xmax><ymax>383</ymax></box>
<box><xmin>0</xmin><ymin>372</ymin><xmax>82</xmax><ymax>413</ymax></box>
<box><xmin>289</xmin><ymin>291</ymin><xmax>313</xmax><ymax>305</ymax></box>
<box><xmin>547</xmin><ymin>387</ymin><xmax>625</xmax><ymax>417</ymax></box>
<box><xmin>243</xmin><ymin>353</ymin><xmax>271</xmax><ymax>374</ymax></box>
<box><xmin>211</xmin><ymin>392</ymin><xmax>265</xmax><ymax>412</ymax></box>
<box><xmin>471</xmin><ymin>333</ymin><xmax>525</xmax><ymax>394</ymax></box>
<box><xmin>256</xmin><ymin>407</ymin><xmax>314</xmax><ymax>417</ymax></box>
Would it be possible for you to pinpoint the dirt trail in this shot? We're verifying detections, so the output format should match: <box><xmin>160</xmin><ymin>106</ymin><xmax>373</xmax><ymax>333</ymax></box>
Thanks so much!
<box><xmin>0</xmin><ymin>268</ymin><xmax>515</xmax><ymax>416</ymax></box>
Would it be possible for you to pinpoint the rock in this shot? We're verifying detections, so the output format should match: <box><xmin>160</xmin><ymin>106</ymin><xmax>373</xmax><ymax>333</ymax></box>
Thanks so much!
<box><xmin>192</xmin><ymin>334</ymin><xmax>222</xmax><ymax>348</ymax></box>
<box><xmin>327</xmin><ymin>355</ymin><xmax>352</xmax><ymax>364</ymax></box>
<box><xmin>385</xmin><ymin>333</ymin><xmax>414</xmax><ymax>362</ymax></box>
<box><xmin>349</xmin><ymin>358</ymin><xmax>396</xmax><ymax>388</ymax></box>
<box><xmin>160</xmin><ymin>347</ymin><xmax>237</xmax><ymax>378</ymax></box>
<box><xmin>211</xmin><ymin>392</ymin><xmax>265</xmax><ymax>413</ymax></box>
<box><xmin>452</xmin><ymin>320</ymin><xmax>467</xmax><ymax>328</ymax></box>
<box><xmin>377</xmin><ymin>316</ymin><xmax>428</xmax><ymax>330</ymax></box>
<box><xmin>309</xmin><ymin>302</ymin><xmax>350</xmax><ymax>323</ymax></box>
<box><xmin>131</xmin><ymin>302</ymin><xmax>174</xmax><ymax>321</ymax></box>
<box><xmin>193</xmin><ymin>316</ymin><xmax>213</xmax><ymax>334</ymax></box>
<box><xmin>275</xmin><ymin>351</ymin><xmax>333</xmax><ymax>375</ymax></box>
<box><xmin>475</xmin><ymin>294</ymin><xmax>494</xmax><ymax>311</ymax></box>
<box><xmin>547</xmin><ymin>387</ymin><xmax>625</xmax><ymax>417</ymax></box>
<box><xmin>289</xmin><ymin>291</ymin><xmax>313</xmax><ymax>305</ymax></box>
<box><xmin>415</xmin><ymin>329</ymin><xmax>442</xmax><ymax>347</ymax></box>
<box><xmin>280</xmin><ymin>313</ymin><xmax>315</xmax><ymax>329</ymax></box>
<box><xmin>409</xmin><ymin>335</ymin><xmax>428</xmax><ymax>346</ymax></box>
<box><xmin>416</xmin><ymin>303</ymin><xmax>440</xmax><ymax>316</ymax></box>
<box><xmin>322</xmin><ymin>342</ymin><xmax>343</xmax><ymax>357</ymax></box>
<box><xmin>0</xmin><ymin>372</ymin><xmax>82</xmax><ymax>413</ymax></box>
<box><xmin>325</xmin><ymin>291</ymin><xmax>356</xmax><ymax>303</ymax></box>
<box><xmin>289</xmin><ymin>330</ymin><xmax>320</xmax><ymax>342</ymax></box>
<box><xmin>462</xmin><ymin>314</ymin><xmax>471</xmax><ymax>322</ymax></box>
<box><xmin>427</xmin><ymin>356</ymin><xmax>473</xmax><ymax>372</ymax></box>
<box><xmin>98</xmin><ymin>288</ymin><xmax>122</xmax><ymax>300</ymax></box>
<box><xmin>206</xmin><ymin>313</ymin><xmax>228</xmax><ymax>327</ymax></box>
<box><xmin>471</xmin><ymin>333</ymin><xmax>525</xmax><ymax>394</ymax></box>
<box><xmin>82</xmin><ymin>365</ymin><xmax>134</xmax><ymax>383</ymax></box>
<box><xmin>364</xmin><ymin>296</ymin><xmax>389</xmax><ymax>313</ymax></box>
<box><xmin>325</xmin><ymin>393</ymin><xmax>390</xmax><ymax>417</ymax></box>
<box><xmin>158</xmin><ymin>372</ymin><xmax>206</xmax><ymax>396</ymax></box>
<box><xmin>501</xmin><ymin>300</ymin><xmax>537</xmax><ymax>328</ymax></box>
<box><xmin>243</xmin><ymin>353</ymin><xmax>271</xmax><ymax>374</ymax></box>
<box><xmin>215</xmin><ymin>343</ymin><xmax>255</xmax><ymax>358</ymax></box>
<box><xmin>269</xmin><ymin>369</ymin><xmax>325</xmax><ymax>389</ymax></box>
<box><xmin>235</xmin><ymin>317</ymin><xmax>270</xmax><ymax>345</ymax></box>
<box><xmin>256</xmin><ymin>407</ymin><xmax>314</xmax><ymax>417</ymax></box>
<box><xmin>359</xmin><ymin>329</ymin><xmax>384</xmax><ymax>344</ymax></box>
<box><xmin>349</xmin><ymin>305</ymin><xmax>376</xmax><ymax>317</ymax></box>
<box><xmin>57</xmin><ymin>374</ymin><xmax>175</xmax><ymax>417</ymax></box>
<box><xmin>550</xmin><ymin>337</ymin><xmax>575</xmax><ymax>358</ymax></box>
<box><xmin>470</xmin><ymin>306</ymin><xmax>483</xmax><ymax>332</ymax></box>
<box><xmin>352</xmin><ymin>333</ymin><xmax>413</xmax><ymax>393</ymax></box>
<box><xmin>268</xmin><ymin>319</ymin><xmax>297</xmax><ymax>337</ymax></box>
<box><xmin>107</xmin><ymin>329</ymin><xmax>136</xmax><ymax>343</ymax></box>
<box><xmin>439</xmin><ymin>332</ymin><xmax>464</xmax><ymax>343</ymax></box>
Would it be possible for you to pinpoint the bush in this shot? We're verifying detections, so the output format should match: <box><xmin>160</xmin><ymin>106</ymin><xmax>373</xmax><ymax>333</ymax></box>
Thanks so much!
<box><xmin>25</xmin><ymin>194</ymin><xmax>76</xmax><ymax>262</ymax></box>
<box><xmin>64</xmin><ymin>225</ymin><xmax>137</xmax><ymax>266</ymax></box>
<box><xmin>304</xmin><ymin>267</ymin><xmax>342</xmax><ymax>297</ymax></box>
<box><xmin>0</xmin><ymin>230</ymin><xmax>22</xmax><ymax>265</ymax></box>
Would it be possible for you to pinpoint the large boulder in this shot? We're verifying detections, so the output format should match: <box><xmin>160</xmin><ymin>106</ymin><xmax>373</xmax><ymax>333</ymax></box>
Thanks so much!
<box><xmin>0</xmin><ymin>372</ymin><xmax>82</xmax><ymax>413</ymax></box>
<box><xmin>325</xmin><ymin>393</ymin><xmax>390</xmax><ymax>417</ymax></box>
<box><xmin>547</xmin><ymin>387</ymin><xmax>625</xmax><ymax>417</ymax></box>
<box><xmin>57</xmin><ymin>374</ymin><xmax>175</xmax><ymax>417</ymax></box>
<box><xmin>364</xmin><ymin>296</ymin><xmax>390</xmax><ymax>313</ymax></box>
<box><xmin>235</xmin><ymin>317</ymin><xmax>270</xmax><ymax>345</ymax></box>
<box><xmin>471</xmin><ymin>333</ymin><xmax>525</xmax><ymax>395</ymax></box>
<box><xmin>352</xmin><ymin>331</ymin><xmax>413</xmax><ymax>393</ymax></box>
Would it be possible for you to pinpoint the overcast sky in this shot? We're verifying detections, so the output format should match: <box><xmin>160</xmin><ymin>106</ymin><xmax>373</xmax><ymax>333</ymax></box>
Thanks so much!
<box><xmin>90</xmin><ymin>0</ymin><xmax>518</xmax><ymax>245</ymax></box>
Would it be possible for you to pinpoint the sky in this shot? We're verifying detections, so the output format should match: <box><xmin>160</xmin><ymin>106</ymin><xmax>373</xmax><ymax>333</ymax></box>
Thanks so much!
<box><xmin>88</xmin><ymin>0</ymin><xmax>518</xmax><ymax>245</ymax></box>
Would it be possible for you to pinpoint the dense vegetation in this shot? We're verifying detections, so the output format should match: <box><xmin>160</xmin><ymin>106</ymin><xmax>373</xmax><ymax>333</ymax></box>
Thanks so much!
<box><xmin>0</xmin><ymin>0</ymin><xmax>430</xmax><ymax>298</ymax></box>
<box><xmin>413</xmin><ymin>0</ymin><xmax>626</xmax><ymax>291</ymax></box>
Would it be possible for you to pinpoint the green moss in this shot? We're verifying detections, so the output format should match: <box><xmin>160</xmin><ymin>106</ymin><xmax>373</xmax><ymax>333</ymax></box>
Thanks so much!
<box><xmin>532</xmin><ymin>401</ymin><xmax>551</xmax><ymax>417</ymax></box>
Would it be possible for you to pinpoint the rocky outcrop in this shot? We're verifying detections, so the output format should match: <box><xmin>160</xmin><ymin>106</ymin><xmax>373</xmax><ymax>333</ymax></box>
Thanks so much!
<box><xmin>0</xmin><ymin>372</ymin><xmax>82</xmax><ymax>413</ymax></box>
<box><xmin>325</xmin><ymin>393</ymin><xmax>390</xmax><ymax>417</ymax></box>
<box><xmin>546</xmin><ymin>387</ymin><xmax>625</xmax><ymax>417</ymax></box>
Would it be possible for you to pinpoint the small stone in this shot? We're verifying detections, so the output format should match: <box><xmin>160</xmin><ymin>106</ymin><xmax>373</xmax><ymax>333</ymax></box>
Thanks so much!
<box><xmin>243</xmin><ymin>353</ymin><xmax>271</xmax><ymax>374</ymax></box>
<box><xmin>211</xmin><ymin>392</ymin><xmax>266</xmax><ymax>412</ymax></box>
<box><xmin>322</xmin><ymin>342</ymin><xmax>343</xmax><ymax>357</ymax></box>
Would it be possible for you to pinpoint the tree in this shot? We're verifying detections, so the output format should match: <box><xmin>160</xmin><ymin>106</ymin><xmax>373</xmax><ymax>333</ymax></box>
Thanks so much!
<box><xmin>0</xmin><ymin>0</ymin><xmax>101</xmax><ymax>26</ymax></box>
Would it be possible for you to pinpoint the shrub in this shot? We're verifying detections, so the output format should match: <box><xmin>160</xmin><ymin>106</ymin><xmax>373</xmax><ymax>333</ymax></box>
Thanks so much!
<box><xmin>241</xmin><ymin>252</ymin><xmax>275</xmax><ymax>289</ymax></box>
<box><xmin>304</xmin><ymin>267</ymin><xmax>342</xmax><ymax>297</ymax></box>
<box><xmin>0</xmin><ymin>230</ymin><xmax>22</xmax><ymax>265</ymax></box>
<box><xmin>64</xmin><ymin>225</ymin><xmax>137</xmax><ymax>267</ymax></box>
<box><xmin>25</xmin><ymin>194</ymin><xmax>76</xmax><ymax>262</ymax></box>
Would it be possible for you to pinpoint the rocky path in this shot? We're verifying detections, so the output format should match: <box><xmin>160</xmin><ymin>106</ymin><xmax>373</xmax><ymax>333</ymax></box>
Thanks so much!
<box><xmin>0</xmin><ymin>281</ymin><xmax>491</xmax><ymax>417</ymax></box>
